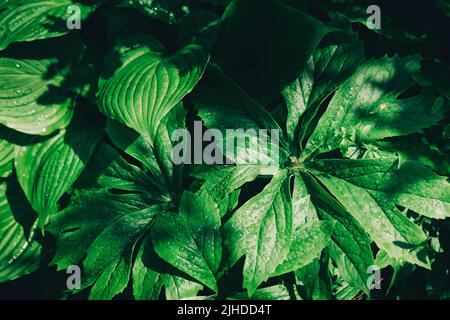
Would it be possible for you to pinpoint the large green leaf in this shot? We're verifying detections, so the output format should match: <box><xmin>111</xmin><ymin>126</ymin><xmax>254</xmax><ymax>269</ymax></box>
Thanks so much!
<box><xmin>0</xmin><ymin>178</ymin><xmax>41</xmax><ymax>283</ymax></box>
<box><xmin>0</xmin><ymin>36</ymin><xmax>83</xmax><ymax>135</ymax></box>
<box><xmin>213</xmin><ymin>0</ymin><xmax>331</xmax><ymax>100</ymax></box>
<box><xmin>302</xmin><ymin>173</ymin><xmax>374</xmax><ymax>294</ymax></box>
<box><xmin>49</xmin><ymin>190</ymin><xmax>162</xmax><ymax>299</ymax></box>
<box><xmin>15</xmin><ymin>109</ymin><xmax>103</xmax><ymax>226</ymax></box>
<box><xmin>223</xmin><ymin>170</ymin><xmax>292</xmax><ymax>296</ymax></box>
<box><xmin>98</xmin><ymin>34</ymin><xmax>209</xmax><ymax>142</ymax></box>
<box><xmin>303</xmin><ymin>55</ymin><xmax>446</xmax><ymax>158</ymax></box>
<box><xmin>0</xmin><ymin>0</ymin><xmax>91</xmax><ymax>51</ymax></box>
<box><xmin>152</xmin><ymin>191</ymin><xmax>222</xmax><ymax>292</ymax></box>
<box><xmin>313</xmin><ymin>158</ymin><xmax>450</xmax><ymax>267</ymax></box>
<box><xmin>282</xmin><ymin>32</ymin><xmax>363</xmax><ymax>146</ymax></box>
<box><xmin>132</xmin><ymin>236</ymin><xmax>164</xmax><ymax>300</ymax></box>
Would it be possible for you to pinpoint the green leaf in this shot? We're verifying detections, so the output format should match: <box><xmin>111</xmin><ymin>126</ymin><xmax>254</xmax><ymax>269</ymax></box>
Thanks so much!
<box><xmin>228</xmin><ymin>285</ymin><xmax>290</xmax><ymax>300</ymax></box>
<box><xmin>0</xmin><ymin>36</ymin><xmax>83</xmax><ymax>135</ymax></box>
<box><xmin>132</xmin><ymin>236</ymin><xmax>163</xmax><ymax>300</ymax></box>
<box><xmin>435</xmin><ymin>0</ymin><xmax>450</xmax><ymax>17</ymax></box>
<box><xmin>98</xmin><ymin>34</ymin><xmax>209</xmax><ymax>142</ymax></box>
<box><xmin>282</xmin><ymin>32</ymin><xmax>363</xmax><ymax>145</ymax></box>
<box><xmin>191</xmin><ymin>165</ymin><xmax>261</xmax><ymax>216</ymax></box>
<box><xmin>303</xmin><ymin>55</ymin><xmax>446</xmax><ymax>158</ymax></box>
<box><xmin>313</xmin><ymin>158</ymin><xmax>449</xmax><ymax>267</ymax></box>
<box><xmin>152</xmin><ymin>191</ymin><xmax>222</xmax><ymax>292</ymax></box>
<box><xmin>76</xmin><ymin>142</ymin><xmax>169</xmax><ymax>202</ymax></box>
<box><xmin>0</xmin><ymin>0</ymin><xmax>90</xmax><ymax>51</ymax></box>
<box><xmin>295</xmin><ymin>253</ymin><xmax>332</xmax><ymax>300</ymax></box>
<box><xmin>273</xmin><ymin>220</ymin><xmax>333</xmax><ymax>276</ymax></box>
<box><xmin>192</xmin><ymin>64</ymin><xmax>289</xmax><ymax>165</ymax></box>
<box><xmin>0</xmin><ymin>178</ymin><xmax>41</xmax><ymax>283</ymax></box>
<box><xmin>223</xmin><ymin>170</ymin><xmax>292</xmax><ymax>296</ymax></box>
<box><xmin>0</xmin><ymin>137</ymin><xmax>13</xmax><ymax>178</ymax></box>
<box><xmin>49</xmin><ymin>190</ymin><xmax>162</xmax><ymax>299</ymax></box>
<box><xmin>302</xmin><ymin>173</ymin><xmax>374</xmax><ymax>294</ymax></box>
<box><xmin>15</xmin><ymin>109</ymin><xmax>103</xmax><ymax>226</ymax></box>
<box><xmin>213</xmin><ymin>0</ymin><xmax>331</xmax><ymax>100</ymax></box>
<box><xmin>105</xmin><ymin>103</ymin><xmax>186</xmax><ymax>198</ymax></box>
<box><xmin>162</xmin><ymin>274</ymin><xmax>203</xmax><ymax>300</ymax></box>
<box><xmin>314</xmin><ymin>158</ymin><xmax>450</xmax><ymax>220</ymax></box>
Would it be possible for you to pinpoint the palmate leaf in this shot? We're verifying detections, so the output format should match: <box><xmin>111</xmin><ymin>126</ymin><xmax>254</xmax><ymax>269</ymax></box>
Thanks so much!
<box><xmin>302</xmin><ymin>55</ymin><xmax>446</xmax><ymax>159</ymax></box>
<box><xmin>132</xmin><ymin>236</ymin><xmax>164</xmax><ymax>300</ymax></box>
<box><xmin>98</xmin><ymin>34</ymin><xmax>209</xmax><ymax>143</ymax></box>
<box><xmin>301</xmin><ymin>173</ymin><xmax>374</xmax><ymax>294</ymax></box>
<box><xmin>223</xmin><ymin>170</ymin><xmax>292</xmax><ymax>296</ymax></box>
<box><xmin>312</xmin><ymin>158</ymin><xmax>450</xmax><ymax>266</ymax></box>
<box><xmin>0</xmin><ymin>178</ymin><xmax>41</xmax><ymax>283</ymax></box>
<box><xmin>0</xmin><ymin>36</ymin><xmax>84</xmax><ymax>135</ymax></box>
<box><xmin>49</xmin><ymin>189</ymin><xmax>163</xmax><ymax>300</ymax></box>
<box><xmin>15</xmin><ymin>109</ymin><xmax>103</xmax><ymax>226</ymax></box>
<box><xmin>282</xmin><ymin>32</ymin><xmax>364</xmax><ymax>145</ymax></box>
<box><xmin>0</xmin><ymin>0</ymin><xmax>91</xmax><ymax>51</ymax></box>
<box><xmin>152</xmin><ymin>191</ymin><xmax>222</xmax><ymax>292</ymax></box>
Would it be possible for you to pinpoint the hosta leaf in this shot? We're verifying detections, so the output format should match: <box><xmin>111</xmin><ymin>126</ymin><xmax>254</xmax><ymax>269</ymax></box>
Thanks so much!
<box><xmin>224</xmin><ymin>170</ymin><xmax>292</xmax><ymax>296</ymax></box>
<box><xmin>313</xmin><ymin>158</ymin><xmax>450</xmax><ymax>266</ymax></box>
<box><xmin>0</xmin><ymin>178</ymin><xmax>41</xmax><ymax>283</ymax></box>
<box><xmin>0</xmin><ymin>0</ymin><xmax>90</xmax><ymax>51</ymax></box>
<box><xmin>0</xmin><ymin>138</ymin><xmax>13</xmax><ymax>178</ymax></box>
<box><xmin>49</xmin><ymin>190</ymin><xmax>162</xmax><ymax>299</ymax></box>
<box><xmin>15</xmin><ymin>109</ymin><xmax>103</xmax><ymax>226</ymax></box>
<box><xmin>98</xmin><ymin>34</ymin><xmax>209</xmax><ymax>143</ymax></box>
<box><xmin>282</xmin><ymin>32</ymin><xmax>363</xmax><ymax>145</ymax></box>
<box><xmin>303</xmin><ymin>55</ymin><xmax>446</xmax><ymax>158</ymax></box>
<box><xmin>0</xmin><ymin>36</ymin><xmax>83</xmax><ymax>135</ymax></box>
<box><xmin>213</xmin><ymin>0</ymin><xmax>331</xmax><ymax>100</ymax></box>
<box><xmin>152</xmin><ymin>191</ymin><xmax>221</xmax><ymax>292</ymax></box>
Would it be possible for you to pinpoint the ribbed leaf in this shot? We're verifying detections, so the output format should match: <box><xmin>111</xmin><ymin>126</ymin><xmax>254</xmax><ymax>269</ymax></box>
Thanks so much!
<box><xmin>0</xmin><ymin>178</ymin><xmax>41</xmax><ymax>283</ymax></box>
<box><xmin>98</xmin><ymin>34</ymin><xmax>209</xmax><ymax>142</ymax></box>
<box><xmin>0</xmin><ymin>0</ymin><xmax>90</xmax><ymax>51</ymax></box>
<box><xmin>0</xmin><ymin>36</ymin><xmax>83</xmax><ymax>135</ymax></box>
<box><xmin>15</xmin><ymin>110</ymin><xmax>103</xmax><ymax>226</ymax></box>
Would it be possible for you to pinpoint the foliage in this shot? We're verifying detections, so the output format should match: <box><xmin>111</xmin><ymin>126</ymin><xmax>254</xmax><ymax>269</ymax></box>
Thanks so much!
<box><xmin>0</xmin><ymin>0</ymin><xmax>449</xmax><ymax>300</ymax></box>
